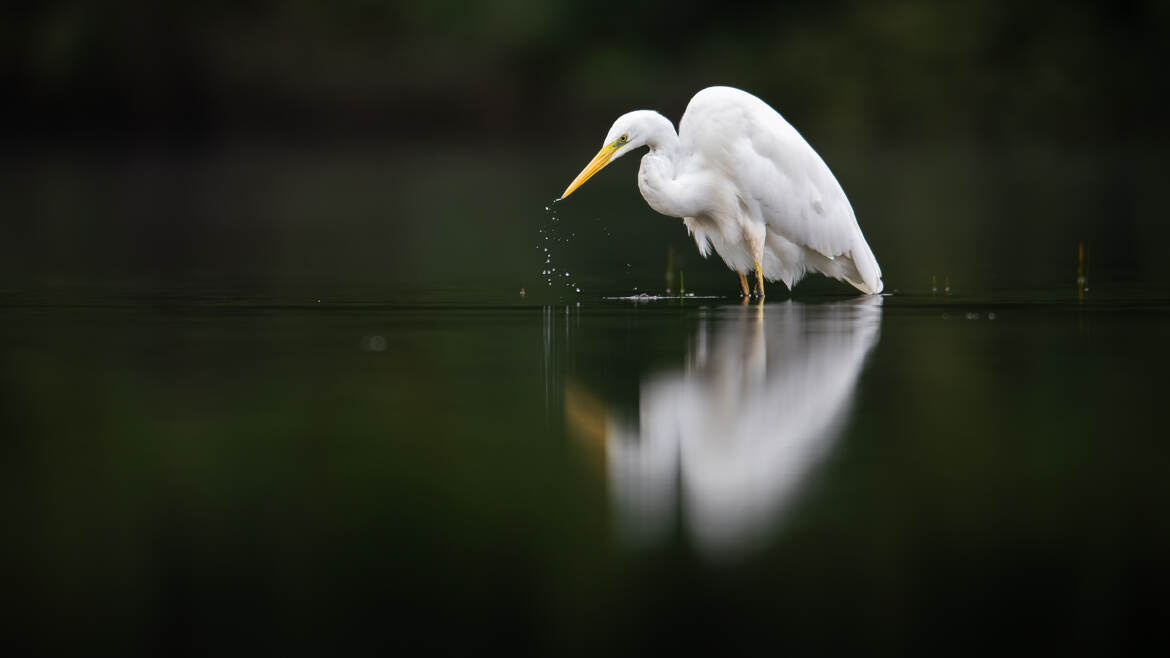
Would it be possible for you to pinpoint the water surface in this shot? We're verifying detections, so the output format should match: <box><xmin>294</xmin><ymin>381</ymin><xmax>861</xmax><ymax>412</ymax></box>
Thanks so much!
<box><xmin>3</xmin><ymin>285</ymin><xmax>1167</xmax><ymax>653</ymax></box>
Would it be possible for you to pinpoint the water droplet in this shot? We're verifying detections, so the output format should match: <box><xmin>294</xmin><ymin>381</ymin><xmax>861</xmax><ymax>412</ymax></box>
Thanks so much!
<box><xmin>575</xmin><ymin>287</ymin><xmax>581</xmax><ymax>292</ymax></box>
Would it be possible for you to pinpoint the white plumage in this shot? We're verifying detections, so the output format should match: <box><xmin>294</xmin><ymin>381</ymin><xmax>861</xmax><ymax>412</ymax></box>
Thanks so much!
<box><xmin>571</xmin><ymin>297</ymin><xmax>884</xmax><ymax>555</ymax></box>
<box><xmin>561</xmin><ymin>86</ymin><xmax>883</xmax><ymax>295</ymax></box>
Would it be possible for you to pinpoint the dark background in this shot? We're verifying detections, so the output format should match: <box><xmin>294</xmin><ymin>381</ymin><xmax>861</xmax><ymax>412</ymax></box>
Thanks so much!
<box><xmin>3</xmin><ymin>0</ymin><xmax>1169</xmax><ymax>296</ymax></box>
<box><xmin>4</xmin><ymin>2</ymin><xmax>1170</xmax><ymax>654</ymax></box>
<box><xmin>5</xmin><ymin>1</ymin><xmax>1166</xmax><ymax>146</ymax></box>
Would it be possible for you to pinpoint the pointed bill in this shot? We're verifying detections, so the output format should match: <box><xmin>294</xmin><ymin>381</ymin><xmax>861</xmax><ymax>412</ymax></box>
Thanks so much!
<box><xmin>560</xmin><ymin>143</ymin><xmax>619</xmax><ymax>199</ymax></box>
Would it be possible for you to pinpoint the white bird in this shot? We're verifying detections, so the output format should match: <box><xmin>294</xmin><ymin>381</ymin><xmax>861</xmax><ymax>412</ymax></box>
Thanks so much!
<box><xmin>559</xmin><ymin>86</ymin><xmax>883</xmax><ymax>296</ymax></box>
<box><xmin>563</xmin><ymin>298</ymin><xmax>884</xmax><ymax>556</ymax></box>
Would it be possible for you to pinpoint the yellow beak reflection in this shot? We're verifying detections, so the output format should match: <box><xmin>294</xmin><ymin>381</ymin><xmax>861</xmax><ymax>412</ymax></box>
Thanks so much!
<box><xmin>560</xmin><ymin>143</ymin><xmax>619</xmax><ymax>200</ymax></box>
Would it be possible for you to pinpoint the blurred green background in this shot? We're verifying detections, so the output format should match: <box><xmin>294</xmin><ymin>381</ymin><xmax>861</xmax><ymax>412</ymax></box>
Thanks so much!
<box><xmin>3</xmin><ymin>0</ymin><xmax>1169</xmax><ymax>294</ymax></box>
<box><xmin>3</xmin><ymin>2</ymin><xmax>1170</xmax><ymax>654</ymax></box>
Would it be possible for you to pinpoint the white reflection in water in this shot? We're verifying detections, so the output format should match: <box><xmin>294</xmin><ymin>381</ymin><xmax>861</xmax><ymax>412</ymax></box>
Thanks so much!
<box><xmin>570</xmin><ymin>298</ymin><xmax>882</xmax><ymax>558</ymax></box>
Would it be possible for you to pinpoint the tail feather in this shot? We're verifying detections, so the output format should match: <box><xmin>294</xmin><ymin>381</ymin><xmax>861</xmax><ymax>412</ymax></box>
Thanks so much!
<box><xmin>762</xmin><ymin>226</ymin><xmax>883</xmax><ymax>294</ymax></box>
<box><xmin>847</xmin><ymin>232</ymin><xmax>883</xmax><ymax>294</ymax></box>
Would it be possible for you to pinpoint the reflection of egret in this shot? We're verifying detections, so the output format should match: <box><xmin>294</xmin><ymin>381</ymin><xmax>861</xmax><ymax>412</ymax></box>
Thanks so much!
<box><xmin>566</xmin><ymin>298</ymin><xmax>882</xmax><ymax>557</ymax></box>
<box><xmin>559</xmin><ymin>86</ymin><xmax>883</xmax><ymax>297</ymax></box>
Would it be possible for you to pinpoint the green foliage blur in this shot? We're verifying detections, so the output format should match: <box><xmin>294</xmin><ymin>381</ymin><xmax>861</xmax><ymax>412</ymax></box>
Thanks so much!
<box><xmin>7</xmin><ymin>0</ymin><xmax>1167</xmax><ymax>147</ymax></box>
<box><xmin>4</xmin><ymin>5</ymin><xmax>1170</xmax><ymax>651</ymax></box>
<box><xmin>3</xmin><ymin>0</ymin><xmax>1169</xmax><ymax>292</ymax></box>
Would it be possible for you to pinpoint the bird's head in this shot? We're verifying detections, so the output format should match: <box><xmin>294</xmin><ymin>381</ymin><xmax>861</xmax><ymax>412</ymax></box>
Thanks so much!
<box><xmin>560</xmin><ymin>110</ymin><xmax>662</xmax><ymax>200</ymax></box>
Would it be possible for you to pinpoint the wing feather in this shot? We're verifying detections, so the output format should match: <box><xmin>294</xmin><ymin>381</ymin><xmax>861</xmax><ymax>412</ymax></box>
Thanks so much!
<box><xmin>680</xmin><ymin>87</ymin><xmax>882</xmax><ymax>293</ymax></box>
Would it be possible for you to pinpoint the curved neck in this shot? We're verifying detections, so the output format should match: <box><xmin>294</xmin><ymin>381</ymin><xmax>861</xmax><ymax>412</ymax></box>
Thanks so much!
<box><xmin>642</xmin><ymin>113</ymin><xmax>681</xmax><ymax>159</ymax></box>
<box><xmin>637</xmin><ymin>117</ymin><xmax>699</xmax><ymax>219</ymax></box>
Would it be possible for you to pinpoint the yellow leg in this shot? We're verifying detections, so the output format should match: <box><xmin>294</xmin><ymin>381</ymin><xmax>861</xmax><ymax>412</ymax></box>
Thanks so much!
<box><xmin>755</xmin><ymin>262</ymin><xmax>765</xmax><ymax>299</ymax></box>
<box><xmin>738</xmin><ymin>272</ymin><xmax>750</xmax><ymax>298</ymax></box>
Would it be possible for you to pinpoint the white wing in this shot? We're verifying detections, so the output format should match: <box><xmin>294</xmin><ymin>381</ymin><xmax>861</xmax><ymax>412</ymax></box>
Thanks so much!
<box><xmin>679</xmin><ymin>87</ymin><xmax>883</xmax><ymax>293</ymax></box>
<box><xmin>605</xmin><ymin>297</ymin><xmax>884</xmax><ymax>556</ymax></box>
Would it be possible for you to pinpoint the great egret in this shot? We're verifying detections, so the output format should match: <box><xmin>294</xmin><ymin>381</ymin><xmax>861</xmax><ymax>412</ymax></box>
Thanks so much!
<box><xmin>563</xmin><ymin>298</ymin><xmax>883</xmax><ymax>555</ymax></box>
<box><xmin>559</xmin><ymin>86</ymin><xmax>883</xmax><ymax>296</ymax></box>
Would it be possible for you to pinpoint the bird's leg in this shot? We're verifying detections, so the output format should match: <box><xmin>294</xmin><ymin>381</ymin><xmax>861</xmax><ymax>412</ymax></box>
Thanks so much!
<box><xmin>741</xmin><ymin>222</ymin><xmax>767</xmax><ymax>300</ymax></box>
<box><xmin>738</xmin><ymin>272</ymin><xmax>750</xmax><ymax>298</ymax></box>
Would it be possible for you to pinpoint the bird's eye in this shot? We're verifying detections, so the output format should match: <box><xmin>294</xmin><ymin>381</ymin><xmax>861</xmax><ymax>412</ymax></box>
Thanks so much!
<box><xmin>620</xmin><ymin>134</ymin><xmax>628</xmax><ymax>142</ymax></box>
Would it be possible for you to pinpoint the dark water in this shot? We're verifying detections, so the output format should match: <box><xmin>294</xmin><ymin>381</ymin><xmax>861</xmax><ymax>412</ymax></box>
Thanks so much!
<box><xmin>3</xmin><ymin>285</ymin><xmax>1168</xmax><ymax>653</ymax></box>
<box><xmin>2</xmin><ymin>141</ymin><xmax>1168</xmax><ymax>653</ymax></box>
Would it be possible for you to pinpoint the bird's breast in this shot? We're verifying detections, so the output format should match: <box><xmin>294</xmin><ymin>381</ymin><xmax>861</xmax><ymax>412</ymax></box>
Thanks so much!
<box><xmin>638</xmin><ymin>154</ymin><xmax>697</xmax><ymax>219</ymax></box>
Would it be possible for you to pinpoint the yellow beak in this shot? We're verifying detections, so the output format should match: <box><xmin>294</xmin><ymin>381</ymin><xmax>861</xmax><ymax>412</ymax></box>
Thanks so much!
<box><xmin>560</xmin><ymin>143</ymin><xmax>619</xmax><ymax>200</ymax></box>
